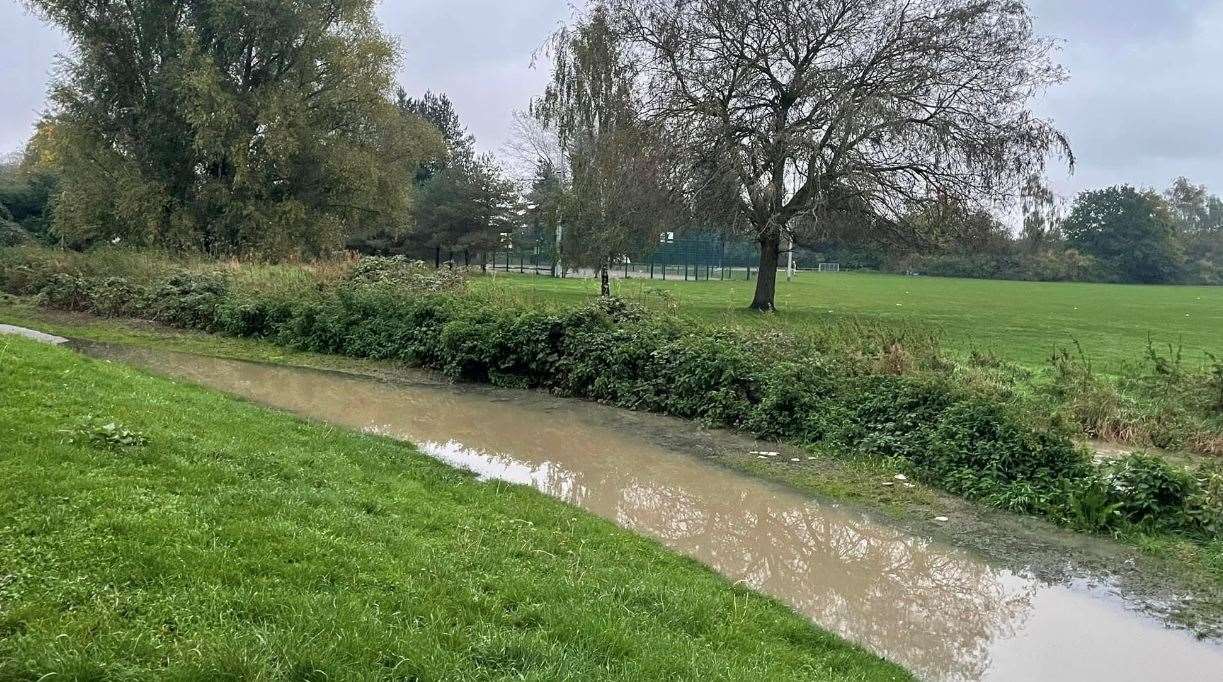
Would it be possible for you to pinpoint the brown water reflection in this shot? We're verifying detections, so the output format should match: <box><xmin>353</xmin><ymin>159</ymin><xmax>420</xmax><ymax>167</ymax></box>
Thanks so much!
<box><xmin>80</xmin><ymin>343</ymin><xmax>1223</xmax><ymax>682</ymax></box>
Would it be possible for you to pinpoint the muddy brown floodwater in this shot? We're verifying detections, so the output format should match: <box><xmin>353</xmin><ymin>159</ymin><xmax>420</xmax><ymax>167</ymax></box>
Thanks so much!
<box><xmin>77</xmin><ymin>342</ymin><xmax>1223</xmax><ymax>682</ymax></box>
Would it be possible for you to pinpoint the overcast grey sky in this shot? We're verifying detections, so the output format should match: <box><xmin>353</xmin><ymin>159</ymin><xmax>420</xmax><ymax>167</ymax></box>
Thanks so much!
<box><xmin>3</xmin><ymin>0</ymin><xmax>1222</xmax><ymax>203</ymax></box>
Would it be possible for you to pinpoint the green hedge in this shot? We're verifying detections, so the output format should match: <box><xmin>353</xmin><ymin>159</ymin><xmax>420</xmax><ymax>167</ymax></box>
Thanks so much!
<box><xmin>3</xmin><ymin>251</ymin><xmax>1219</xmax><ymax>538</ymax></box>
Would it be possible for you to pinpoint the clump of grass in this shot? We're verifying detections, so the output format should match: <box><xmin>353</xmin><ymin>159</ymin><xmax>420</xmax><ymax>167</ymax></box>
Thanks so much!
<box><xmin>1034</xmin><ymin>337</ymin><xmax>1223</xmax><ymax>457</ymax></box>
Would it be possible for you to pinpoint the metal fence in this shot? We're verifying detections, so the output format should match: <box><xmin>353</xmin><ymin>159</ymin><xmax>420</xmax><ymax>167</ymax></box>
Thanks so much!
<box><xmin>481</xmin><ymin>231</ymin><xmax>777</xmax><ymax>282</ymax></box>
<box><xmin>430</xmin><ymin>231</ymin><xmax>842</xmax><ymax>282</ymax></box>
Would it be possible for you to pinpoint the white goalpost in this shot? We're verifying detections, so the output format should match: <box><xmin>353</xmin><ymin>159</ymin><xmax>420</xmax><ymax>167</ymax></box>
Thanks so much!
<box><xmin>818</xmin><ymin>263</ymin><xmax>841</xmax><ymax>273</ymax></box>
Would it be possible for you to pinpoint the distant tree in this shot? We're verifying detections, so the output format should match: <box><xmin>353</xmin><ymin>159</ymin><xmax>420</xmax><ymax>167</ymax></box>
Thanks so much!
<box><xmin>0</xmin><ymin>134</ymin><xmax>58</xmax><ymax>241</ymax></box>
<box><xmin>534</xmin><ymin>4</ymin><xmax>677</xmax><ymax>296</ymax></box>
<box><xmin>1164</xmin><ymin>177</ymin><xmax>1214</xmax><ymax>235</ymax></box>
<box><xmin>1020</xmin><ymin>175</ymin><xmax>1064</xmax><ymax>253</ymax></box>
<box><xmin>414</xmin><ymin>154</ymin><xmax>519</xmax><ymax>265</ymax></box>
<box><xmin>907</xmin><ymin>199</ymin><xmax>1012</xmax><ymax>255</ymax></box>
<box><xmin>1165</xmin><ymin>178</ymin><xmax>1223</xmax><ymax>284</ymax></box>
<box><xmin>602</xmin><ymin>0</ymin><xmax>1072</xmax><ymax>310</ymax></box>
<box><xmin>1063</xmin><ymin>186</ymin><xmax>1183</xmax><ymax>284</ymax></box>
<box><xmin>522</xmin><ymin>160</ymin><xmax>565</xmax><ymax>260</ymax></box>
<box><xmin>559</xmin><ymin>126</ymin><xmax>682</xmax><ymax>294</ymax></box>
<box><xmin>25</xmin><ymin>0</ymin><xmax>443</xmax><ymax>257</ymax></box>
<box><xmin>397</xmin><ymin>90</ymin><xmax>476</xmax><ymax>181</ymax></box>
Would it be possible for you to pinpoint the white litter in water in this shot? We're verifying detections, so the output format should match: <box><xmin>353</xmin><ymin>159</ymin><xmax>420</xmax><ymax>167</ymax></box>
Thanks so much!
<box><xmin>934</xmin><ymin>516</ymin><xmax>950</xmax><ymax>522</ymax></box>
<box><xmin>894</xmin><ymin>474</ymin><xmax>909</xmax><ymax>481</ymax></box>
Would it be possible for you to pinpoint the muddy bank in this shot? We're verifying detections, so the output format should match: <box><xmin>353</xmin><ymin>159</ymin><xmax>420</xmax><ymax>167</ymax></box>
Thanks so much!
<box><xmin>72</xmin><ymin>340</ymin><xmax>1223</xmax><ymax>682</ymax></box>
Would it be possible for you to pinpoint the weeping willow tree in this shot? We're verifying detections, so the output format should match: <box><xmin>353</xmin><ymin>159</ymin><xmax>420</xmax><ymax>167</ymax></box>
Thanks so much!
<box><xmin>24</xmin><ymin>0</ymin><xmax>443</xmax><ymax>257</ymax></box>
<box><xmin>533</xmin><ymin>4</ymin><xmax>680</xmax><ymax>295</ymax></box>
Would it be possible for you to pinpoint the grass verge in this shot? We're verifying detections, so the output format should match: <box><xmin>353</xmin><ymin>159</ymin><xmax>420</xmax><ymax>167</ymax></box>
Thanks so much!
<box><xmin>0</xmin><ymin>337</ymin><xmax>908</xmax><ymax>680</ymax></box>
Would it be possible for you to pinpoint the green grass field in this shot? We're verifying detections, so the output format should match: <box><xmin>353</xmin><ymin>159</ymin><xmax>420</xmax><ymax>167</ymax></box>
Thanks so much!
<box><xmin>0</xmin><ymin>337</ymin><xmax>905</xmax><ymax>680</ymax></box>
<box><xmin>478</xmin><ymin>272</ymin><xmax>1223</xmax><ymax>370</ymax></box>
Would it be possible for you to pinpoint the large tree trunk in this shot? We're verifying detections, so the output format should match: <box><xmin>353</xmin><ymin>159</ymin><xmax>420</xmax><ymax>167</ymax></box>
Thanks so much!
<box><xmin>600</xmin><ymin>260</ymin><xmax>612</xmax><ymax>297</ymax></box>
<box><xmin>750</xmin><ymin>232</ymin><xmax>781</xmax><ymax>311</ymax></box>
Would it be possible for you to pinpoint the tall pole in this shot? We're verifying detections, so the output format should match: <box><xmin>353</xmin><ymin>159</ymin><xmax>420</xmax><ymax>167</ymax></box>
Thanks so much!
<box><xmin>786</xmin><ymin>231</ymin><xmax>795</xmax><ymax>282</ymax></box>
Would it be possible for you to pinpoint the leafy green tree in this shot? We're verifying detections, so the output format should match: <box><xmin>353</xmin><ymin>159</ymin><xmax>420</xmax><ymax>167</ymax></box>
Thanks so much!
<box><xmin>559</xmin><ymin>126</ymin><xmax>680</xmax><ymax>294</ymax></box>
<box><xmin>1063</xmin><ymin>186</ymin><xmax>1184</xmax><ymax>284</ymax></box>
<box><xmin>1164</xmin><ymin>177</ymin><xmax>1217</xmax><ymax>235</ymax></box>
<box><xmin>24</xmin><ymin>0</ymin><xmax>442</xmax><ymax>257</ymax></box>
<box><xmin>397</xmin><ymin>90</ymin><xmax>476</xmax><ymax>182</ymax></box>
<box><xmin>534</xmin><ymin>5</ymin><xmax>677</xmax><ymax>295</ymax></box>
<box><xmin>1164</xmin><ymin>178</ymin><xmax>1223</xmax><ymax>284</ymax></box>
<box><xmin>0</xmin><ymin>143</ymin><xmax>58</xmax><ymax>241</ymax></box>
<box><xmin>414</xmin><ymin>154</ymin><xmax>519</xmax><ymax>265</ymax></box>
<box><xmin>522</xmin><ymin>160</ymin><xmax>565</xmax><ymax>262</ymax></box>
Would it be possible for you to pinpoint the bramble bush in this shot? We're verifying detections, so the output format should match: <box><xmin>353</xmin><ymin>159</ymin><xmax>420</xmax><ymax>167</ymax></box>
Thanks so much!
<box><xmin>2</xmin><ymin>246</ymin><xmax>1220</xmax><ymax>539</ymax></box>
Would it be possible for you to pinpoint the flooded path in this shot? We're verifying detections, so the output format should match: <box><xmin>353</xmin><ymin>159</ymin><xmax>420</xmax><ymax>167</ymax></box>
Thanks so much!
<box><xmin>78</xmin><ymin>342</ymin><xmax>1223</xmax><ymax>682</ymax></box>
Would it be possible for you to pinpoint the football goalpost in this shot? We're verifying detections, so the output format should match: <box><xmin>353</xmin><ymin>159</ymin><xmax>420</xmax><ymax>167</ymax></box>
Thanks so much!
<box><xmin>818</xmin><ymin>263</ymin><xmax>841</xmax><ymax>273</ymax></box>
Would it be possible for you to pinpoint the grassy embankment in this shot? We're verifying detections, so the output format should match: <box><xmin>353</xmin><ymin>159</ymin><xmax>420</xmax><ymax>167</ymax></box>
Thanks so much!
<box><xmin>0</xmin><ymin>337</ymin><xmax>907</xmax><ymax>680</ymax></box>
<box><xmin>478</xmin><ymin>270</ymin><xmax>1223</xmax><ymax>371</ymax></box>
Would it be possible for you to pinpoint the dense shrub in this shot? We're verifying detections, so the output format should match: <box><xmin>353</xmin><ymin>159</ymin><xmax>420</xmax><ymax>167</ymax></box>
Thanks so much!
<box><xmin>37</xmin><ymin>273</ymin><xmax>94</xmax><ymax>311</ymax></box>
<box><xmin>89</xmin><ymin>277</ymin><xmax>148</xmax><ymax>317</ymax></box>
<box><xmin>0</xmin><ymin>222</ymin><xmax>32</xmax><ymax>247</ymax></box>
<box><xmin>1039</xmin><ymin>340</ymin><xmax>1223</xmax><ymax>456</ymax></box>
<box><xmin>347</xmin><ymin>255</ymin><xmax>468</xmax><ymax>292</ymax></box>
<box><xmin>148</xmin><ymin>272</ymin><xmax>230</xmax><ymax>331</ymax></box>
<box><xmin>3</xmin><ymin>247</ymin><xmax>1219</xmax><ymax>539</ymax></box>
<box><xmin>1108</xmin><ymin>454</ymin><xmax>1198</xmax><ymax>528</ymax></box>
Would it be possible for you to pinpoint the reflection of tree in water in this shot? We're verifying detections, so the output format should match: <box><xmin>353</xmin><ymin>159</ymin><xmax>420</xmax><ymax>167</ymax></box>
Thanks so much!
<box><xmin>533</xmin><ymin>461</ymin><xmax>1034</xmax><ymax>682</ymax></box>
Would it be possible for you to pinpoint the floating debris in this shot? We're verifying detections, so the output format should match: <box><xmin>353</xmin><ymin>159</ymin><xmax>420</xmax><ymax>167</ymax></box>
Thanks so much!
<box><xmin>894</xmin><ymin>474</ymin><xmax>909</xmax><ymax>482</ymax></box>
<box><xmin>934</xmin><ymin>516</ymin><xmax>950</xmax><ymax>523</ymax></box>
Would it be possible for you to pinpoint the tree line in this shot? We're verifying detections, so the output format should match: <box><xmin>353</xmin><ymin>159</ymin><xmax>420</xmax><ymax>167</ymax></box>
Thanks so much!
<box><xmin>799</xmin><ymin>178</ymin><xmax>1223</xmax><ymax>285</ymax></box>
<box><xmin>1</xmin><ymin>1</ymin><xmax>1215</xmax><ymax>308</ymax></box>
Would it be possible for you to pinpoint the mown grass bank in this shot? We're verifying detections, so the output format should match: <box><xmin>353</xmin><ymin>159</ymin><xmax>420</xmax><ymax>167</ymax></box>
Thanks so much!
<box><xmin>0</xmin><ymin>338</ymin><xmax>908</xmax><ymax>680</ymax></box>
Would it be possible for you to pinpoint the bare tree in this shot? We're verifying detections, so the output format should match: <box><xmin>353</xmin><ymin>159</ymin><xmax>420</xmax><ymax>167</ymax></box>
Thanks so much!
<box><xmin>503</xmin><ymin>110</ymin><xmax>569</xmax><ymax>186</ymax></box>
<box><xmin>603</xmin><ymin>0</ymin><xmax>1073</xmax><ymax>310</ymax></box>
